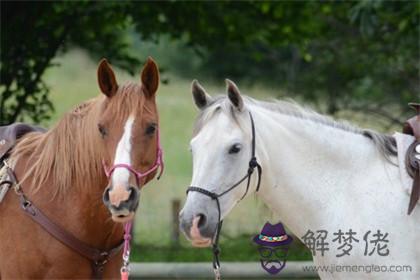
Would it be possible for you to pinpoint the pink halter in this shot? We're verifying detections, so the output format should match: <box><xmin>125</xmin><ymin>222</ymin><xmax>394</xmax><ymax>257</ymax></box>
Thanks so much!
<box><xmin>102</xmin><ymin>128</ymin><xmax>164</xmax><ymax>185</ymax></box>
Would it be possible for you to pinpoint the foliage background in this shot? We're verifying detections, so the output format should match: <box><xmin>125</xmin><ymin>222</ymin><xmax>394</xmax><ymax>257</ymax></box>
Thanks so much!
<box><xmin>1</xmin><ymin>1</ymin><xmax>418</xmax><ymax>126</ymax></box>
<box><xmin>1</xmin><ymin>0</ymin><xmax>419</xmax><ymax>261</ymax></box>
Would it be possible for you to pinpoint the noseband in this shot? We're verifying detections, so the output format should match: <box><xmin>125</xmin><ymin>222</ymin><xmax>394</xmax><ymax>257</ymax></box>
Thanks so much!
<box><xmin>102</xmin><ymin>128</ymin><xmax>164</xmax><ymax>184</ymax></box>
<box><xmin>186</xmin><ymin>112</ymin><xmax>262</xmax><ymax>280</ymax></box>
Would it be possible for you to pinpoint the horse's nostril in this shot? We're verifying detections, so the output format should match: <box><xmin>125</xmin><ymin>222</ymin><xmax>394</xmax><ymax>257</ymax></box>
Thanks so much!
<box><xmin>128</xmin><ymin>186</ymin><xmax>137</xmax><ymax>201</ymax></box>
<box><xmin>197</xmin><ymin>213</ymin><xmax>207</xmax><ymax>229</ymax></box>
<box><xmin>103</xmin><ymin>188</ymin><xmax>110</xmax><ymax>203</ymax></box>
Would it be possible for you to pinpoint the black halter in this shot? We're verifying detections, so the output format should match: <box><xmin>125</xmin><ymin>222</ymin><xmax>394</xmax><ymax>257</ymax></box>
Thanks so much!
<box><xmin>186</xmin><ymin>112</ymin><xmax>262</xmax><ymax>279</ymax></box>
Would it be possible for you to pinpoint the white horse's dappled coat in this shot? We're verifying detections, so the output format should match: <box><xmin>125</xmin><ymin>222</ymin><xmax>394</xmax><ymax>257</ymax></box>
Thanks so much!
<box><xmin>179</xmin><ymin>80</ymin><xmax>419</xmax><ymax>280</ymax></box>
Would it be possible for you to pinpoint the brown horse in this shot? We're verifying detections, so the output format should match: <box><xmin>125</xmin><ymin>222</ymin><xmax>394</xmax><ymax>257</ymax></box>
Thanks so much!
<box><xmin>0</xmin><ymin>58</ymin><xmax>161</xmax><ymax>279</ymax></box>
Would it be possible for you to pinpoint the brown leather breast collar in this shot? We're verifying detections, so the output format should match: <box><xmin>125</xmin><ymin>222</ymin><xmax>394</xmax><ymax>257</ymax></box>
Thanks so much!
<box><xmin>0</xmin><ymin>161</ymin><xmax>124</xmax><ymax>279</ymax></box>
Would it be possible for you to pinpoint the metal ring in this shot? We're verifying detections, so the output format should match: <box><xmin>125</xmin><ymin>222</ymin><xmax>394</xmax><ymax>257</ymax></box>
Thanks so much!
<box><xmin>14</xmin><ymin>183</ymin><xmax>23</xmax><ymax>195</ymax></box>
<box><xmin>120</xmin><ymin>265</ymin><xmax>130</xmax><ymax>273</ymax></box>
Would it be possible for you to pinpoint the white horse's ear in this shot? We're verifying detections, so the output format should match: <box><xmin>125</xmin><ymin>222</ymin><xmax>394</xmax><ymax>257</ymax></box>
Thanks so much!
<box><xmin>226</xmin><ymin>79</ymin><xmax>243</xmax><ymax>111</ymax></box>
<box><xmin>192</xmin><ymin>80</ymin><xmax>212</xmax><ymax>110</ymax></box>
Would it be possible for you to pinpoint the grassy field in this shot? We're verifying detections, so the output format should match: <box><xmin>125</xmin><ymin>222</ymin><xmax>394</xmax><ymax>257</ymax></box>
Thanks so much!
<box><xmin>43</xmin><ymin>49</ymin><xmax>314</xmax><ymax>261</ymax></box>
<box><xmin>131</xmin><ymin>235</ymin><xmax>312</xmax><ymax>262</ymax></box>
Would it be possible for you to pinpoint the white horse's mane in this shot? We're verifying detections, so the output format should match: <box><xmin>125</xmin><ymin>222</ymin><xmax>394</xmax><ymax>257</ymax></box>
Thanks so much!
<box><xmin>194</xmin><ymin>95</ymin><xmax>397</xmax><ymax>159</ymax></box>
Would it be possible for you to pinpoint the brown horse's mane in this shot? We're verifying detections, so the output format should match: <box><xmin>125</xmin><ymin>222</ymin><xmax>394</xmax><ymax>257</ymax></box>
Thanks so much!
<box><xmin>11</xmin><ymin>82</ymin><xmax>145</xmax><ymax>198</ymax></box>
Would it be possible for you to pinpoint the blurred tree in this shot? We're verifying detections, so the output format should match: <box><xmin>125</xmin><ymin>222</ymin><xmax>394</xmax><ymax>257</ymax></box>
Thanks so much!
<box><xmin>1</xmin><ymin>1</ymin><xmax>418</xmax><ymax>125</ymax></box>
<box><xmin>191</xmin><ymin>1</ymin><xmax>419</xmax><ymax>126</ymax></box>
<box><xmin>0</xmin><ymin>1</ymin><xmax>137</xmax><ymax>124</ymax></box>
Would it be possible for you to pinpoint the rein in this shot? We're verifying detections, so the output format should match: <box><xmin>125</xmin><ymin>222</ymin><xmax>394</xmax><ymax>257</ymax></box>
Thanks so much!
<box><xmin>186</xmin><ymin>112</ymin><xmax>262</xmax><ymax>280</ymax></box>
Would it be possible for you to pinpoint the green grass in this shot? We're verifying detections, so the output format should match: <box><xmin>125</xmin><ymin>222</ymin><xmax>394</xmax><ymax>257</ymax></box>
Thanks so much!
<box><xmin>131</xmin><ymin>235</ymin><xmax>312</xmax><ymax>262</ymax></box>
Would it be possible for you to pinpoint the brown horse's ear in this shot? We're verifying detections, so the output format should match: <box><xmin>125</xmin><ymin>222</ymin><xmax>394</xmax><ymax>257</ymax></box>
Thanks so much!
<box><xmin>141</xmin><ymin>57</ymin><xmax>159</xmax><ymax>98</ymax></box>
<box><xmin>97</xmin><ymin>59</ymin><xmax>118</xmax><ymax>98</ymax></box>
<box><xmin>192</xmin><ymin>80</ymin><xmax>212</xmax><ymax>110</ymax></box>
<box><xmin>226</xmin><ymin>79</ymin><xmax>243</xmax><ymax>111</ymax></box>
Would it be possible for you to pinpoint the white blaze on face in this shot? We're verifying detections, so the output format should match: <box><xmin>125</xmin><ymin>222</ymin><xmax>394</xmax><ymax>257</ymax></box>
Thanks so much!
<box><xmin>112</xmin><ymin>116</ymin><xmax>135</xmax><ymax>187</ymax></box>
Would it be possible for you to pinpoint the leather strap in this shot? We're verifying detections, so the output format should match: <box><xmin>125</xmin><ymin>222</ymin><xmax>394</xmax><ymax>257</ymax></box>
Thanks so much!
<box><xmin>402</xmin><ymin>103</ymin><xmax>420</xmax><ymax>215</ymax></box>
<box><xmin>406</xmin><ymin>140</ymin><xmax>420</xmax><ymax>215</ymax></box>
<box><xmin>403</xmin><ymin>103</ymin><xmax>420</xmax><ymax>140</ymax></box>
<box><xmin>403</xmin><ymin>118</ymin><xmax>420</xmax><ymax>141</ymax></box>
<box><xmin>408</xmin><ymin>169</ymin><xmax>420</xmax><ymax>215</ymax></box>
<box><xmin>21</xmin><ymin>200</ymin><xmax>123</xmax><ymax>278</ymax></box>
<box><xmin>4</xmin><ymin>164</ymin><xmax>123</xmax><ymax>279</ymax></box>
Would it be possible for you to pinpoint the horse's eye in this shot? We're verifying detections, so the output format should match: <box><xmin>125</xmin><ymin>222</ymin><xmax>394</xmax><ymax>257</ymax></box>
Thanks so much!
<box><xmin>98</xmin><ymin>124</ymin><xmax>107</xmax><ymax>138</ymax></box>
<box><xmin>145</xmin><ymin>124</ymin><xmax>156</xmax><ymax>135</ymax></box>
<box><xmin>229</xmin><ymin>143</ymin><xmax>242</xmax><ymax>154</ymax></box>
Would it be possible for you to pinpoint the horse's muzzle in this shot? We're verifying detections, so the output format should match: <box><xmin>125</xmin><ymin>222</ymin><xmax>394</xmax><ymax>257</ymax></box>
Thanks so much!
<box><xmin>103</xmin><ymin>185</ymin><xmax>140</xmax><ymax>222</ymax></box>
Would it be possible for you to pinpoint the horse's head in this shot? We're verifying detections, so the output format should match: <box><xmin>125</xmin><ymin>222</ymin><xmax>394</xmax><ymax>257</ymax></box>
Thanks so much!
<box><xmin>180</xmin><ymin>80</ymin><xmax>257</xmax><ymax>247</ymax></box>
<box><xmin>97</xmin><ymin>58</ymin><xmax>162</xmax><ymax>223</ymax></box>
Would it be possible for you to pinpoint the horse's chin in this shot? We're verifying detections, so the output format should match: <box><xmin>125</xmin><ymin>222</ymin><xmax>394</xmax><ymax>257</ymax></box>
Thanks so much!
<box><xmin>111</xmin><ymin>212</ymin><xmax>135</xmax><ymax>223</ymax></box>
<box><xmin>191</xmin><ymin>238</ymin><xmax>212</xmax><ymax>248</ymax></box>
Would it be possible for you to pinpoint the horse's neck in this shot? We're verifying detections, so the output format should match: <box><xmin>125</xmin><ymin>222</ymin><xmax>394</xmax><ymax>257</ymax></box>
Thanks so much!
<box><xmin>253</xmin><ymin>107</ymin><xmax>398</xmax><ymax>238</ymax></box>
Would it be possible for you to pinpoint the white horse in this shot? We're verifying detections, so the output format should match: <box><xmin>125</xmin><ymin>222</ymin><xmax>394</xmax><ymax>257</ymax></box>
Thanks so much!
<box><xmin>179</xmin><ymin>79</ymin><xmax>419</xmax><ymax>279</ymax></box>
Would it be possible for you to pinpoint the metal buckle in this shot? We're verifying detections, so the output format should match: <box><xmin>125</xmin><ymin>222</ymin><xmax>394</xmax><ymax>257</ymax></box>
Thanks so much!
<box><xmin>95</xmin><ymin>252</ymin><xmax>109</xmax><ymax>267</ymax></box>
<box><xmin>213</xmin><ymin>265</ymin><xmax>221</xmax><ymax>280</ymax></box>
<box><xmin>20</xmin><ymin>195</ymin><xmax>36</xmax><ymax>215</ymax></box>
<box><xmin>123</xmin><ymin>250</ymin><xmax>130</xmax><ymax>263</ymax></box>
<box><xmin>120</xmin><ymin>265</ymin><xmax>130</xmax><ymax>274</ymax></box>
<box><xmin>21</xmin><ymin>199</ymin><xmax>31</xmax><ymax>209</ymax></box>
<box><xmin>120</xmin><ymin>249</ymin><xmax>130</xmax><ymax>273</ymax></box>
<box><xmin>14</xmin><ymin>183</ymin><xmax>23</xmax><ymax>195</ymax></box>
